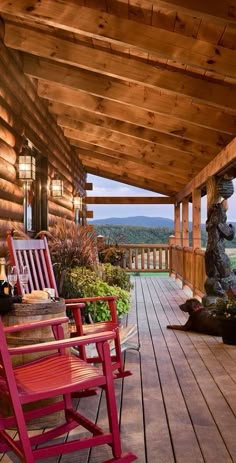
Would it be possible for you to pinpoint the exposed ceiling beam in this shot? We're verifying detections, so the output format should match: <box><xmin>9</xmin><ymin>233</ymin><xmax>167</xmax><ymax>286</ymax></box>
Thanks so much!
<box><xmin>1</xmin><ymin>1</ymin><xmax>235</xmax><ymax>66</ymax></box>
<box><xmin>5</xmin><ymin>23</ymin><xmax>236</xmax><ymax>109</ymax></box>
<box><xmin>85</xmin><ymin>196</ymin><xmax>176</xmax><ymax>204</ymax></box>
<box><xmin>28</xmin><ymin>71</ymin><xmax>234</xmax><ymax>149</ymax></box>
<box><xmin>149</xmin><ymin>1</ymin><xmax>236</xmax><ymax>25</ymax></box>
<box><xmin>78</xmin><ymin>148</ymin><xmax>189</xmax><ymax>184</ymax></box>
<box><xmin>72</xmin><ymin>144</ymin><xmax>203</xmax><ymax>177</ymax></box>
<box><xmin>24</xmin><ymin>56</ymin><xmax>236</xmax><ymax>137</ymax></box>
<box><xmin>176</xmin><ymin>137</ymin><xmax>236</xmax><ymax>201</ymax></box>
<box><xmin>56</xmin><ymin>111</ymin><xmax>217</xmax><ymax>158</ymax></box>
<box><xmin>58</xmin><ymin>117</ymin><xmax>214</xmax><ymax>168</ymax></box>
<box><xmin>67</xmin><ymin>131</ymin><xmax>208</xmax><ymax>172</ymax></box>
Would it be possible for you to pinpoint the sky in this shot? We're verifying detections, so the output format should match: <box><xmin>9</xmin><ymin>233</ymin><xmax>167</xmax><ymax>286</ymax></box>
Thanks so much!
<box><xmin>87</xmin><ymin>174</ymin><xmax>236</xmax><ymax>223</ymax></box>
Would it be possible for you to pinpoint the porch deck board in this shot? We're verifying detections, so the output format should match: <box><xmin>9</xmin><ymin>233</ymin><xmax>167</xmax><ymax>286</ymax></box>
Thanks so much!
<box><xmin>2</xmin><ymin>276</ymin><xmax>236</xmax><ymax>462</ymax></box>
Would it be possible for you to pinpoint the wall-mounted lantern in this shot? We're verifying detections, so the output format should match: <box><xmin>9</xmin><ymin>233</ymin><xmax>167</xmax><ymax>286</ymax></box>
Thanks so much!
<box><xmin>18</xmin><ymin>145</ymin><xmax>36</xmax><ymax>182</ymax></box>
<box><xmin>51</xmin><ymin>177</ymin><xmax>64</xmax><ymax>198</ymax></box>
<box><xmin>18</xmin><ymin>141</ymin><xmax>36</xmax><ymax>233</ymax></box>
<box><xmin>73</xmin><ymin>193</ymin><xmax>83</xmax><ymax>225</ymax></box>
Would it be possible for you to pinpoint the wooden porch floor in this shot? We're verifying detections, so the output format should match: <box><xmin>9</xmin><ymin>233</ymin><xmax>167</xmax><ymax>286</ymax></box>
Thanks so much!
<box><xmin>2</xmin><ymin>275</ymin><xmax>236</xmax><ymax>463</ymax></box>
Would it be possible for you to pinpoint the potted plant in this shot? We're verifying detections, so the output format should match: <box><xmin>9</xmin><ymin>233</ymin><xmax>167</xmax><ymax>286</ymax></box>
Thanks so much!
<box><xmin>210</xmin><ymin>298</ymin><xmax>236</xmax><ymax>345</ymax></box>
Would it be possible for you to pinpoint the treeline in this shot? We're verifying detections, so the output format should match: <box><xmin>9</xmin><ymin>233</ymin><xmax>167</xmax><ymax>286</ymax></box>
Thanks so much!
<box><xmin>93</xmin><ymin>224</ymin><xmax>236</xmax><ymax>248</ymax></box>
<box><xmin>94</xmin><ymin>225</ymin><xmax>174</xmax><ymax>245</ymax></box>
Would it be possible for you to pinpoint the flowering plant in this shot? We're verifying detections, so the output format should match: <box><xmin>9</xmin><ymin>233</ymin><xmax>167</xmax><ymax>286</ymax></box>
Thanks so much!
<box><xmin>211</xmin><ymin>298</ymin><xmax>236</xmax><ymax>320</ymax></box>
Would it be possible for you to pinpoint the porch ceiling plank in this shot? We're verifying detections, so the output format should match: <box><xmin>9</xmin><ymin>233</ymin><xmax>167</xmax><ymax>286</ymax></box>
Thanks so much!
<box><xmin>66</xmin><ymin>131</ymin><xmax>209</xmax><ymax>171</ymax></box>
<box><xmin>176</xmin><ymin>137</ymin><xmax>236</xmax><ymax>202</ymax></box>
<box><xmin>24</xmin><ymin>56</ymin><xmax>236</xmax><ymax>137</ymax></box>
<box><xmin>78</xmin><ymin>148</ymin><xmax>190</xmax><ymax>183</ymax></box>
<box><xmin>35</xmin><ymin>78</ymin><xmax>234</xmax><ymax>149</ymax></box>
<box><xmin>85</xmin><ymin>196</ymin><xmax>176</xmax><ymax>204</ymax></box>
<box><xmin>57</xmin><ymin>116</ymin><xmax>215</xmax><ymax>165</ymax></box>
<box><xmin>148</xmin><ymin>0</ymin><xmax>236</xmax><ymax>25</ymax></box>
<box><xmin>2</xmin><ymin>2</ymin><xmax>236</xmax><ymax>74</ymax></box>
<box><xmin>56</xmin><ymin>112</ymin><xmax>218</xmax><ymax>158</ymax></box>
<box><xmin>74</xmin><ymin>144</ymin><xmax>204</xmax><ymax>177</ymax></box>
<box><xmin>78</xmin><ymin>152</ymin><xmax>185</xmax><ymax>189</ymax></box>
<box><xmin>0</xmin><ymin>1</ymin><xmax>235</xmax><ymax>201</ymax></box>
<box><xmin>83</xmin><ymin>164</ymin><xmax>177</xmax><ymax>195</ymax></box>
<box><xmin>4</xmin><ymin>23</ymin><xmax>236</xmax><ymax>110</ymax></box>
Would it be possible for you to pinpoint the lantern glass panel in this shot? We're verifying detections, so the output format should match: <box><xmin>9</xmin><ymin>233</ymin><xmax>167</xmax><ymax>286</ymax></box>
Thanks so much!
<box><xmin>74</xmin><ymin>196</ymin><xmax>82</xmax><ymax>210</ymax></box>
<box><xmin>18</xmin><ymin>155</ymin><xmax>36</xmax><ymax>181</ymax></box>
<box><xmin>51</xmin><ymin>179</ymin><xmax>64</xmax><ymax>197</ymax></box>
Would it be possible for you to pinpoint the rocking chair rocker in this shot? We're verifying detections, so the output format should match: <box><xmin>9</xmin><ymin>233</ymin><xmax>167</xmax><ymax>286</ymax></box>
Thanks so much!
<box><xmin>7</xmin><ymin>232</ymin><xmax>131</xmax><ymax>379</ymax></box>
<box><xmin>0</xmin><ymin>314</ymin><xmax>136</xmax><ymax>463</ymax></box>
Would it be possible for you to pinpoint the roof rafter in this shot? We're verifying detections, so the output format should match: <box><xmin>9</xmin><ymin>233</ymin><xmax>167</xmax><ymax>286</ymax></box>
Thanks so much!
<box><xmin>2</xmin><ymin>1</ymin><xmax>235</xmax><ymax>70</ymax></box>
<box><xmin>4</xmin><ymin>22</ymin><xmax>236</xmax><ymax>109</ymax></box>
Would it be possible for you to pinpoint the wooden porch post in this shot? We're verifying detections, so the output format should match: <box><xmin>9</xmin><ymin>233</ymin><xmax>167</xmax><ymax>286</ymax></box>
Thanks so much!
<box><xmin>182</xmin><ymin>199</ymin><xmax>189</xmax><ymax>247</ymax></box>
<box><xmin>192</xmin><ymin>188</ymin><xmax>201</xmax><ymax>297</ymax></box>
<box><xmin>192</xmin><ymin>189</ymin><xmax>201</xmax><ymax>250</ymax></box>
<box><xmin>174</xmin><ymin>203</ymin><xmax>181</xmax><ymax>245</ymax></box>
<box><xmin>206</xmin><ymin>176</ymin><xmax>220</xmax><ymax>211</ymax></box>
<box><xmin>182</xmin><ymin>199</ymin><xmax>189</xmax><ymax>290</ymax></box>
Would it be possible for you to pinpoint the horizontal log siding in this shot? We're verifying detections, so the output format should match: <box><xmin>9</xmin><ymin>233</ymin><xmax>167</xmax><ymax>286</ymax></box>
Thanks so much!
<box><xmin>0</xmin><ymin>40</ymin><xmax>86</xmax><ymax>230</ymax></box>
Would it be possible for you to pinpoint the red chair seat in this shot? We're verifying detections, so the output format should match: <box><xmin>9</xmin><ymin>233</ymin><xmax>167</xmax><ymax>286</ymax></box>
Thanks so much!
<box><xmin>13</xmin><ymin>354</ymin><xmax>105</xmax><ymax>400</ymax></box>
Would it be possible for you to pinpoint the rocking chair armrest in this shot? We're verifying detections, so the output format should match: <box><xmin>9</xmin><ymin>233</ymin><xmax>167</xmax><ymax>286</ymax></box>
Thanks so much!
<box><xmin>65</xmin><ymin>302</ymin><xmax>85</xmax><ymax>310</ymax></box>
<box><xmin>8</xmin><ymin>330</ymin><xmax>116</xmax><ymax>356</ymax></box>
<box><xmin>4</xmin><ymin>317</ymin><xmax>69</xmax><ymax>333</ymax></box>
<box><xmin>66</xmin><ymin>296</ymin><xmax>119</xmax><ymax>323</ymax></box>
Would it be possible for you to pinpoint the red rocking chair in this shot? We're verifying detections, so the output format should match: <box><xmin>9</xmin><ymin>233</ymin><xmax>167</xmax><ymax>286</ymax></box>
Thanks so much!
<box><xmin>0</xmin><ymin>314</ymin><xmax>136</xmax><ymax>462</ymax></box>
<box><xmin>7</xmin><ymin>232</ymin><xmax>131</xmax><ymax>379</ymax></box>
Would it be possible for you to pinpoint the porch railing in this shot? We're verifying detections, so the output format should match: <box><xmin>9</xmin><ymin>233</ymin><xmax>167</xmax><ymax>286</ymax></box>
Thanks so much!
<box><xmin>120</xmin><ymin>244</ymin><xmax>169</xmax><ymax>273</ymax></box>
<box><xmin>169</xmin><ymin>245</ymin><xmax>206</xmax><ymax>297</ymax></box>
<box><xmin>107</xmin><ymin>241</ymin><xmax>207</xmax><ymax>297</ymax></box>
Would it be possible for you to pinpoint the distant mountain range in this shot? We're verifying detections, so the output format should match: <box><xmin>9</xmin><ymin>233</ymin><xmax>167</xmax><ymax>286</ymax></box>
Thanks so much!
<box><xmin>90</xmin><ymin>215</ymin><xmax>236</xmax><ymax>230</ymax></box>
<box><xmin>90</xmin><ymin>216</ymin><xmax>175</xmax><ymax>228</ymax></box>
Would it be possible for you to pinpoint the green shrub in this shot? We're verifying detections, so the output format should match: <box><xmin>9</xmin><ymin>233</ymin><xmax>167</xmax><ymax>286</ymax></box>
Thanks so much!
<box><xmin>101</xmin><ymin>263</ymin><xmax>132</xmax><ymax>291</ymax></box>
<box><xmin>61</xmin><ymin>266</ymin><xmax>130</xmax><ymax>322</ymax></box>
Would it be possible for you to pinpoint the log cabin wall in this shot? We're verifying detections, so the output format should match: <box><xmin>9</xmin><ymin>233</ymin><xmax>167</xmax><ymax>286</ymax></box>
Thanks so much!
<box><xmin>0</xmin><ymin>39</ymin><xmax>86</xmax><ymax>243</ymax></box>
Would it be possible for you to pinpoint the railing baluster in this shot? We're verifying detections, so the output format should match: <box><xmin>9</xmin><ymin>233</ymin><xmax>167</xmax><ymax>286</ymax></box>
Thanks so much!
<box><xmin>159</xmin><ymin>248</ymin><xmax>162</xmax><ymax>270</ymax></box>
<box><xmin>153</xmin><ymin>248</ymin><xmax>156</xmax><ymax>270</ymax></box>
<box><xmin>141</xmin><ymin>248</ymin><xmax>144</xmax><ymax>270</ymax></box>
<box><xmin>147</xmin><ymin>248</ymin><xmax>150</xmax><ymax>269</ymax></box>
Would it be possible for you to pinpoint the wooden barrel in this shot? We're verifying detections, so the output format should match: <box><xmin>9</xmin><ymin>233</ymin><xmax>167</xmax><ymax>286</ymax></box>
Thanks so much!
<box><xmin>1</xmin><ymin>298</ymin><xmax>69</xmax><ymax>429</ymax></box>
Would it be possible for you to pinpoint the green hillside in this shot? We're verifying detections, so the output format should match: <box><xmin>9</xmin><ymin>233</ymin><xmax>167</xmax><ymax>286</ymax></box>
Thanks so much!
<box><xmin>93</xmin><ymin>224</ymin><xmax>236</xmax><ymax>248</ymax></box>
<box><xmin>94</xmin><ymin>224</ymin><xmax>173</xmax><ymax>245</ymax></box>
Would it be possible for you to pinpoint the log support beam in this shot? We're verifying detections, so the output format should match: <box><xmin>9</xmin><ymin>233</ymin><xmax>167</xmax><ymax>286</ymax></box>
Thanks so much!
<box><xmin>174</xmin><ymin>203</ymin><xmax>181</xmax><ymax>246</ymax></box>
<box><xmin>182</xmin><ymin>199</ymin><xmax>189</xmax><ymax>247</ymax></box>
<box><xmin>206</xmin><ymin>176</ymin><xmax>220</xmax><ymax>212</ymax></box>
<box><xmin>192</xmin><ymin>189</ymin><xmax>201</xmax><ymax>250</ymax></box>
<box><xmin>85</xmin><ymin>196</ymin><xmax>175</xmax><ymax>205</ymax></box>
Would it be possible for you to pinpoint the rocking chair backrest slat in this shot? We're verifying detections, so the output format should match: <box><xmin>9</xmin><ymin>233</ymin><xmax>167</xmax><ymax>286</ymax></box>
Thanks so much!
<box><xmin>7</xmin><ymin>234</ymin><xmax>58</xmax><ymax>297</ymax></box>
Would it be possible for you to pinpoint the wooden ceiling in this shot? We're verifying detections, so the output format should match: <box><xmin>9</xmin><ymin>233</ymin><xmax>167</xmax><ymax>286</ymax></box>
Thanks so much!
<box><xmin>0</xmin><ymin>0</ymin><xmax>236</xmax><ymax>198</ymax></box>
